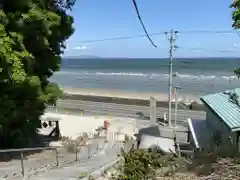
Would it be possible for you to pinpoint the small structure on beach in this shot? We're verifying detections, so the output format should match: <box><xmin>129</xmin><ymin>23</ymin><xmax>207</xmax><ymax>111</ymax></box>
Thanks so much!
<box><xmin>40</xmin><ymin>115</ymin><xmax>61</xmax><ymax>137</ymax></box>
<box><xmin>136</xmin><ymin>125</ymin><xmax>176</xmax><ymax>154</ymax></box>
<box><xmin>135</xmin><ymin>124</ymin><xmax>191</xmax><ymax>155</ymax></box>
<box><xmin>188</xmin><ymin>88</ymin><xmax>240</xmax><ymax>152</ymax></box>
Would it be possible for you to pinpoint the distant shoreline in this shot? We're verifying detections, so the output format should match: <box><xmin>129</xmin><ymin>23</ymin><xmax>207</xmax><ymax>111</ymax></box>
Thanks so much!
<box><xmin>61</xmin><ymin>88</ymin><xmax>205</xmax><ymax>111</ymax></box>
<box><xmin>63</xmin><ymin>56</ymin><xmax>240</xmax><ymax>60</ymax></box>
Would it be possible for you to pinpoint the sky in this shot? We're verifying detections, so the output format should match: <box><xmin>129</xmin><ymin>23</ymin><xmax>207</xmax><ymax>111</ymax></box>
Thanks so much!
<box><xmin>63</xmin><ymin>0</ymin><xmax>240</xmax><ymax>58</ymax></box>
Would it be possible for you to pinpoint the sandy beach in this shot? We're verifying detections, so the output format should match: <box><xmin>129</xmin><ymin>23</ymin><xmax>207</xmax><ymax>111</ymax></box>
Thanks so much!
<box><xmin>40</xmin><ymin>112</ymin><xmax>139</xmax><ymax>141</ymax></box>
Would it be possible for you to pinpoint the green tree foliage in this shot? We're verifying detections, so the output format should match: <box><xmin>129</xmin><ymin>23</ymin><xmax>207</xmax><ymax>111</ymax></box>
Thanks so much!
<box><xmin>231</xmin><ymin>1</ymin><xmax>240</xmax><ymax>78</ymax></box>
<box><xmin>0</xmin><ymin>0</ymin><xmax>75</xmax><ymax>148</ymax></box>
<box><xmin>234</xmin><ymin>68</ymin><xmax>240</xmax><ymax>79</ymax></box>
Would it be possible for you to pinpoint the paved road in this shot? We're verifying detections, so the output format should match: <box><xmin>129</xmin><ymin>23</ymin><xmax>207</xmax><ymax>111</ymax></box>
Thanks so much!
<box><xmin>47</xmin><ymin>99</ymin><xmax>206</xmax><ymax>125</ymax></box>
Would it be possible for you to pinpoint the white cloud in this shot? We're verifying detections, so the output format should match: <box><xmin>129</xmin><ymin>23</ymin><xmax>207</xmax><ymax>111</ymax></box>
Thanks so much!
<box><xmin>74</xmin><ymin>46</ymin><xmax>87</xmax><ymax>50</ymax></box>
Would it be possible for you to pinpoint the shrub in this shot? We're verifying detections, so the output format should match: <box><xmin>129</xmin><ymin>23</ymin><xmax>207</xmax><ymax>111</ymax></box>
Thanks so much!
<box><xmin>78</xmin><ymin>172</ymin><xmax>88</xmax><ymax>179</ymax></box>
<box><xmin>187</xmin><ymin>143</ymin><xmax>240</xmax><ymax>177</ymax></box>
<box><xmin>115</xmin><ymin>149</ymin><xmax>167</xmax><ymax>180</ymax></box>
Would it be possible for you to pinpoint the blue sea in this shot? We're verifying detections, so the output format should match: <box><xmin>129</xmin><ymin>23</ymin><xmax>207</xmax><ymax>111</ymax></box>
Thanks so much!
<box><xmin>51</xmin><ymin>57</ymin><xmax>240</xmax><ymax>97</ymax></box>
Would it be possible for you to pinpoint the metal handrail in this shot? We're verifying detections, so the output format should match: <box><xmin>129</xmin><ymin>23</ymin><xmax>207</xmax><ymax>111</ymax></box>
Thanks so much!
<box><xmin>0</xmin><ymin>146</ymin><xmax>60</xmax><ymax>177</ymax></box>
<box><xmin>0</xmin><ymin>146</ymin><xmax>59</xmax><ymax>153</ymax></box>
<box><xmin>0</xmin><ymin>133</ymin><xmax>127</xmax><ymax>178</ymax></box>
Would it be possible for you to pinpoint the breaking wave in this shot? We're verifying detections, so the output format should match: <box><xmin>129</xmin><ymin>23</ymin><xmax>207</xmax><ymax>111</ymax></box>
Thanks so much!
<box><xmin>56</xmin><ymin>71</ymin><xmax>238</xmax><ymax>80</ymax></box>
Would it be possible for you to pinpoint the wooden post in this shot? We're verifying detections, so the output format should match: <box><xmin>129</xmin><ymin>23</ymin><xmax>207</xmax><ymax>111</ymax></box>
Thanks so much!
<box><xmin>75</xmin><ymin>146</ymin><xmax>78</xmax><ymax>162</ymax></box>
<box><xmin>150</xmin><ymin>96</ymin><xmax>156</xmax><ymax>125</ymax></box>
<box><xmin>20</xmin><ymin>151</ymin><xmax>25</xmax><ymax>177</ymax></box>
<box><xmin>187</xmin><ymin>126</ymin><xmax>190</xmax><ymax>143</ymax></box>
<box><xmin>55</xmin><ymin>121</ymin><xmax>60</xmax><ymax>137</ymax></box>
<box><xmin>87</xmin><ymin>146</ymin><xmax>90</xmax><ymax>159</ymax></box>
<box><xmin>237</xmin><ymin>132</ymin><xmax>240</xmax><ymax>152</ymax></box>
<box><xmin>97</xmin><ymin>141</ymin><xmax>99</xmax><ymax>153</ymax></box>
<box><xmin>55</xmin><ymin>148</ymin><xmax>59</xmax><ymax>166</ymax></box>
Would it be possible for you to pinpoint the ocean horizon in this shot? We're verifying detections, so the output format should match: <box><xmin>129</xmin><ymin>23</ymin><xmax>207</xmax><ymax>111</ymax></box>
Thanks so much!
<box><xmin>51</xmin><ymin>57</ymin><xmax>240</xmax><ymax>98</ymax></box>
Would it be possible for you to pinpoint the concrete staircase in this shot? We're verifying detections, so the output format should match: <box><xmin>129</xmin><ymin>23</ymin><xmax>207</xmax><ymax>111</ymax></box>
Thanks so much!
<box><xmin>27</xmin><ymin>140</ymin><xmax>124</xmax><ymax>180</ymax></box>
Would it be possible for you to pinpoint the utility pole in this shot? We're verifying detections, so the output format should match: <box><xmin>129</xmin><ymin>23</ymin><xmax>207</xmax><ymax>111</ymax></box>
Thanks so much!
<box><xmin>165</xmin><ymin>29</ymin><xmax>178</xmax><ymax>127</ymax></box>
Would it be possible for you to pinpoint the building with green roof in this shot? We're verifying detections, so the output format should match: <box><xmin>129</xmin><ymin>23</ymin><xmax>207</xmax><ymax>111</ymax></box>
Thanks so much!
<box><xmin>188</xmin><ymin>88</ymin><xmax>240</xmax><ymax>152</ymax></box>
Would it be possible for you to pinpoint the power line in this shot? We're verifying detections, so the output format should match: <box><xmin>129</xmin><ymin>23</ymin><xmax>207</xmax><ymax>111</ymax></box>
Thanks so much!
<box><xmin>78</xmin><ymin>32</ymin><xmax>164</xmax><ymax>43</ymax></box>
<box><xmin>178</xmin><ymin>30</ymin><xmax>237</xmax><ymax>34</ymax></box>
<box><xmin>77</xmin><ymin>30</ymin><xmax>236</xmax><ymax>43</ymax></box>
<box><xmin>131</xmin><ymin>0</ymin><xmax>157</xmax><ymax>47</ymax></box>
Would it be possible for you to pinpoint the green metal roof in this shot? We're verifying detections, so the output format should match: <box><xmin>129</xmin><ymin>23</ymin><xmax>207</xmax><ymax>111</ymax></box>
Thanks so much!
<box><xmin>200</xmin><ymin>88</ymin><xmax>240</xmax><ymax>132</ymax></box>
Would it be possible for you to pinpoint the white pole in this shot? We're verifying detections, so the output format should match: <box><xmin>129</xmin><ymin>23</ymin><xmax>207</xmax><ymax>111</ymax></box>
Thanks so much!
<box><xmin>174</xmin><ymin>87</ymin><xmax>178</xmax><ymax>127</ymax></box>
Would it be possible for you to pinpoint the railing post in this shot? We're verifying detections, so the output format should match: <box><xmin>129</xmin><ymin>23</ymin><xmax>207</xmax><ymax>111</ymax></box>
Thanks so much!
<box><xmin>97</xmin><ymin>141</ymin><xmax>99</xmax><ymax>153</ymax></box>
<box><xmin>87</xmin><ymin>145</ymin><xmax>90</xmax><ymax>159</ymax></box>
<box><xmin>55</xmin><ymin>148</ymin><xmax>59</xmax><ymax>166</ymax></box>
<box><xmin>75</xmin><ymin>146</ymin><xmax>78</xmax><ymax>162</ymax></box>
<box><xmin>187</xmin><ymin>126</ymin><xmax>190</xmax><ymax>143</ymax></box>
<box><xmin>20</xmin><ymin>151</ymin><xmax>25</xmax><ymax>177</ymax></box>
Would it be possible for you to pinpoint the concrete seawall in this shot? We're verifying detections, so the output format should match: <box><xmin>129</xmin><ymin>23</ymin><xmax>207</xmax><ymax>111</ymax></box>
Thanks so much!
<box><xmin>62</xmin><ymin>93</ymin><xmax>205</xmax><ymax>111</ymax></box>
